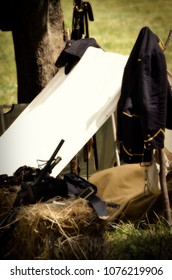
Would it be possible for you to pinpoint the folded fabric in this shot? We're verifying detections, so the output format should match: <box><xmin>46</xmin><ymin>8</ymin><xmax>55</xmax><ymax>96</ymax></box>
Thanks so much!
<box><xmin>55</xmin><ymin>38</ymin><xmax>101</xmax><ymax>74</ymax></box>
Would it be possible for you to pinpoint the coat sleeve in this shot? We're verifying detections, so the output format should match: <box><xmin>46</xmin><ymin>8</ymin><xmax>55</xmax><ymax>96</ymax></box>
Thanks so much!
<box><xmin>138</xmin><ymin>48</ymin><xmax>168</xmax><ymax>150</ymax></box>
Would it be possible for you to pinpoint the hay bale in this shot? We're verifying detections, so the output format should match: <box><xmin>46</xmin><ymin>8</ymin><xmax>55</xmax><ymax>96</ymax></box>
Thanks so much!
<box><xmin>0</xmin><ymin>197</ymin><xmax>107</xmax><ymax>260</ymax></box>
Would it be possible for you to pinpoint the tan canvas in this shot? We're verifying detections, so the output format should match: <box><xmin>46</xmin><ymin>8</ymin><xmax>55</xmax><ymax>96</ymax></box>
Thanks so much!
<box><xmin>89</xmin><ymin>164</ymin><xmax>164</xmax><ymax>222</ymax></box>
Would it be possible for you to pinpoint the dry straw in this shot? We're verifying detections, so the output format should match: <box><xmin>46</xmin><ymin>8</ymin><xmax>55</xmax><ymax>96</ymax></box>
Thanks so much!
<box><xmin>0</xmin><ymin>191</ymin><xmax>107</xmax><ymax>260</ymax></box>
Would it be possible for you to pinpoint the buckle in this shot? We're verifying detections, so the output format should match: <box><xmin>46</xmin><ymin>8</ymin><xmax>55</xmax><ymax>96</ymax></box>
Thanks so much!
<box><xmin>79</xmin><ymin>186</ymin><xmax>96</xmax><ymax>200</ymax></box>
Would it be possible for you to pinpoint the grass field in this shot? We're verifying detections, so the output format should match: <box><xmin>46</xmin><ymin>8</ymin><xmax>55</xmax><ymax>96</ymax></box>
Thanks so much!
<box><xmin>62</xmin><ymin>0</ymin><xmax>172</xmax><ymax>54</ymax></box>
<box><xmin>0</xmin><ymin>0</ymin><xmax>172</xmax><ymax>104</ymax></box>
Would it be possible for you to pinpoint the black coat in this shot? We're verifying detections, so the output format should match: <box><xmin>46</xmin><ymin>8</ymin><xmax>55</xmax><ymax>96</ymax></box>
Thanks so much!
<box><xmin>117</xmin><ymin>26</ymin><xmax>172</xmax><ymax>163</ymax></box>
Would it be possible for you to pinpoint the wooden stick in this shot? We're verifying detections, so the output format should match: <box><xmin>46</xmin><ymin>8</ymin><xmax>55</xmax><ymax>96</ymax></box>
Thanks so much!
<box><xmin>165</xmin><ymin>30</ymin><xmax>172</xmax><ymax>50</ymax></box>
<box><xmin>167</xmin><ymin>69</ymin><xmax>172</xmax><ymax>79</ymax></box>
<box><xmin>158</xmin><ymin>149</ymin><xmax>172</xmax><ymax>225</ymax></box>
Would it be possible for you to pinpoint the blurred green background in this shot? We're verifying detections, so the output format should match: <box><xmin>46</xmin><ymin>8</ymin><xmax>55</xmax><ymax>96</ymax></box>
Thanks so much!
<box><xmin>0</xmin><ymin>0</ymin><xmax>172</xmax><ymax>104</ymax></box>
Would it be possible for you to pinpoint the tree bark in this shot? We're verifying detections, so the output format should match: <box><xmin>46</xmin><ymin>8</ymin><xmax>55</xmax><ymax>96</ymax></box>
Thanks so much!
<box><xmin>12</xmin><ymin>0</ymin><xmax>65</xmax><ymax>103</ymax></box>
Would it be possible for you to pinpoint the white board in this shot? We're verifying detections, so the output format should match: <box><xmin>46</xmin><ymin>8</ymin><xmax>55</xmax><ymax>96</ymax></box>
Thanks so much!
<box><xmin>165</xmin><ymin>129</ymin><xmax>172</xmax><ymax>153</ymax></box>
<box><xmin>0</xmin><ymin>47</ymin><xmax>128</xmax><ymax>176</ymax></box>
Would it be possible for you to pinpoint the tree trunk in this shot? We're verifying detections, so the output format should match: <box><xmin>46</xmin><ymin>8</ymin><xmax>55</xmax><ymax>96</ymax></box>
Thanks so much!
<box><xmin>12</xmin><ymin>0</ymin><xmax>65</xmax><ymax>103</ymax></box>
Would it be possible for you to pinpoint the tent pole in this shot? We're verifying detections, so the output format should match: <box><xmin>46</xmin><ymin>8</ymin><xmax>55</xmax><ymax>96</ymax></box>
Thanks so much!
<box><xmin>111</xmin><ymin>113</ymin><xmax>120</xmax><ymax>166</ymax></box>
<box><xmin>158</xmin><ymin>149</ymin><xmax>172</xmax><ymax>225</ymax></box>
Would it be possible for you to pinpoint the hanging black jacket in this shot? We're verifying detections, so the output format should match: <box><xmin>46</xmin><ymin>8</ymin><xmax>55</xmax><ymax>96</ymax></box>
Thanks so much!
<box><xmin>117</xmin><ymin>26</ymin><xmax>172</xmax><ymax>163</ymax></box>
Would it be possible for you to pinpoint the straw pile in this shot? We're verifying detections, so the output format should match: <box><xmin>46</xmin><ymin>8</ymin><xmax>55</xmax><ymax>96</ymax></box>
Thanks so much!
<box><xmin>0</xmin><ymin>191</ymin><xmax>107</xmax><ymax>260</ymax></box>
